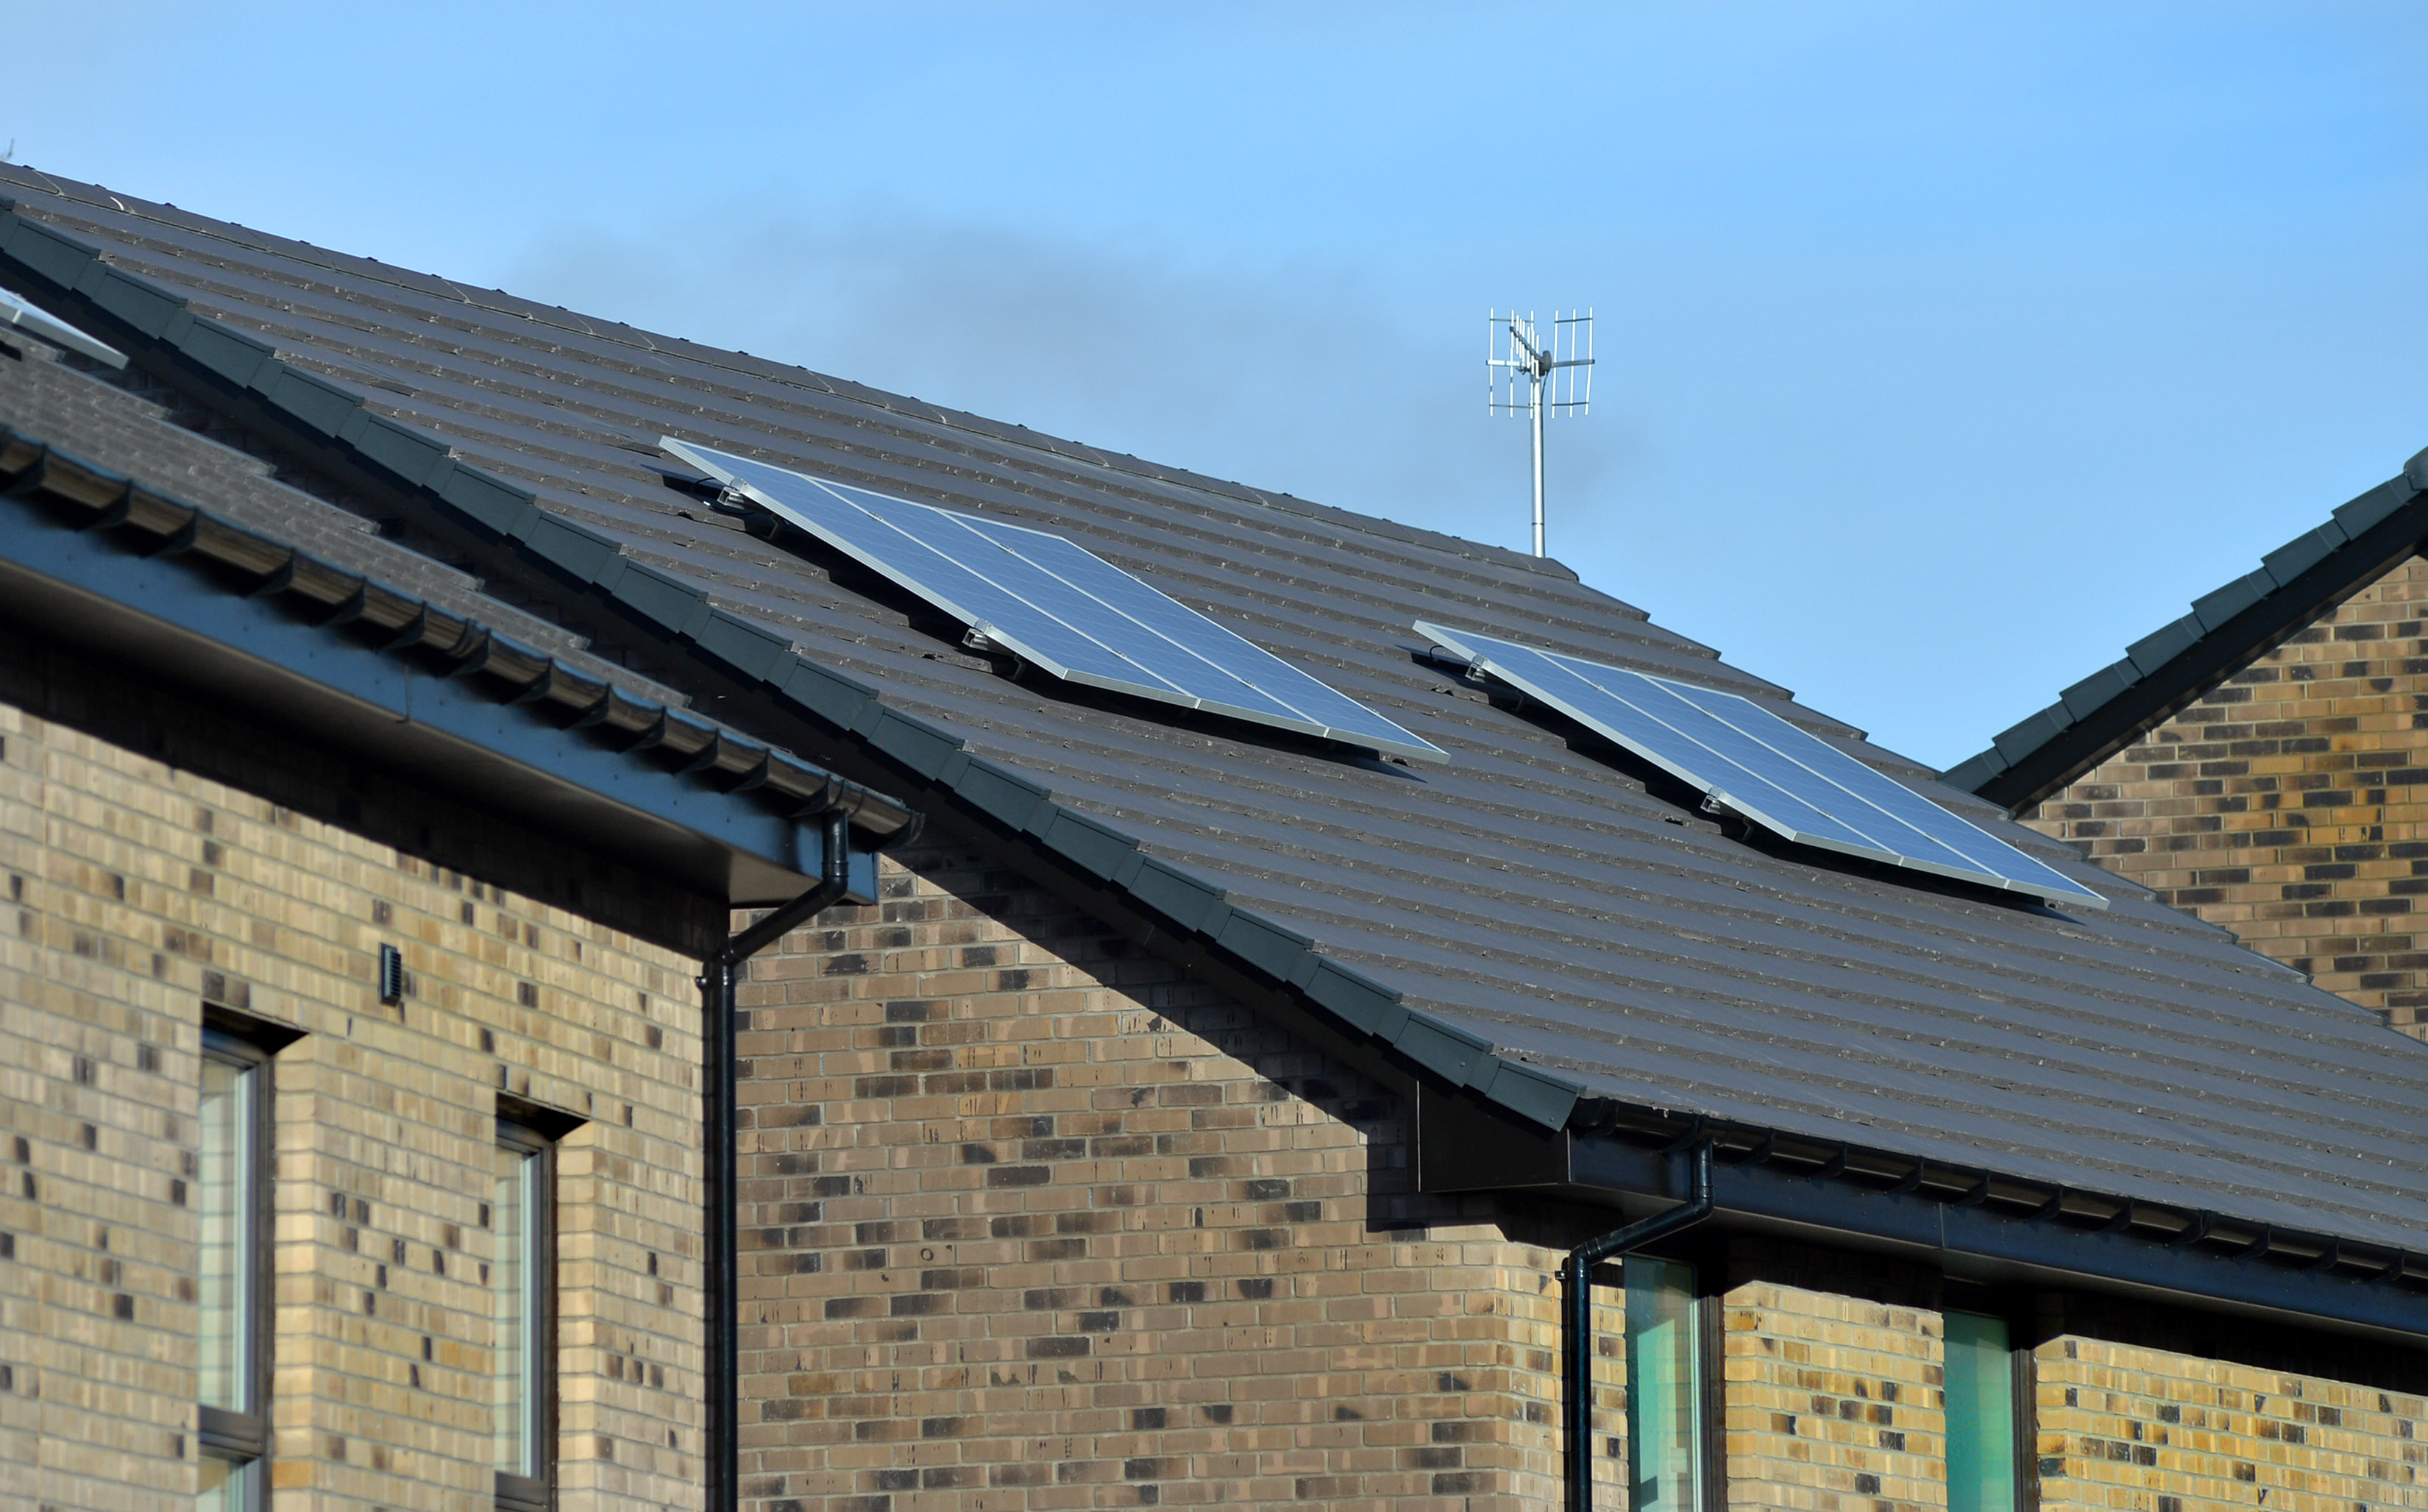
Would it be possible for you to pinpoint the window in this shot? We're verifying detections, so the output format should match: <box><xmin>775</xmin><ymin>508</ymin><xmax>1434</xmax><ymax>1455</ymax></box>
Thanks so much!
<box><xmin>1945</xmin><ymin>1311</ymin><xmax>2021</xmax><ymax>1512</ymax></box>
<box><xmin>1625</xmin><ymin>1257</ymin><xmax>1703</xmax><ymax>1512</ymax></box>
<box><xmin>493</xmin><ymin>1113</ymin><xmax>557</xmax><ymax>1512</ymax></box>
<box><xmin>196</xmin><ymin>1031</ymin><xmax>271</xmax><ymax>1511</ymax></box>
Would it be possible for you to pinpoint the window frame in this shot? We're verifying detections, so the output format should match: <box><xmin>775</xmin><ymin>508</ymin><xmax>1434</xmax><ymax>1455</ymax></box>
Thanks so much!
<box><xmin>493</xmin><ymin>1109</ymin><xmax>560</xmax><ymax>1512</ymax></box>
<box><xmin>1943</xmin><ymin>1303</ymin><xmax>2034</xmax><ymax>1512</ymax></box>
<box><xmin>1622</xmin><ymin>1252</ymin><xmax>1708</xmax><ymax>1512</ymax></box>
<box><xmin>195</xmin><ymin>1014</ymin><xmax>285</xmax><ymax>1509</ymax></box>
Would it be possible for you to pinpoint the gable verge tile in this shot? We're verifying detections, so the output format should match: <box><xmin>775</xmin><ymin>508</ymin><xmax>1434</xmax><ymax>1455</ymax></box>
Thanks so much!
<box><xmin>1034</xmin><ymin>806</ymin><xmax>1136</xmax><ymax>881</ymax></box>
<box><xmin>2332</xmin><ymin>477</ymin><xmax>2415</xmax><ymax>537</ymax></box>
<box><xmin>949</xmin><ymin>757</ymin><xmax>1051</xmax><ymax>832</ymax></box>
<box><xmin>259</xmin><ymin>366</ymin><xmax>362</xmax><ymax>439</ymax></box>
<box><xmin>2125</xmin><ymin>615</ymin><xmax>2204</xmax><ymax>678</ymax></box>
<box><xmin>1212</xmin><ymin>908</ymin><xmax>1312</xmax><ymax>982</ymax></box>
<box><xmin>171</xmin><ymin>316</ymin><xmax>275</xmax><ymax>388</ymax></box>
<box><xmin>1299</xmin><ymin>959</ymin><xmax>1399</xmax><ymax>1035</ymax></box>
<box><xmin>87</xmin><ymin>263</ymin><xmax>183</xmax><ymax>338</ymax></box>
<box><xmin>1990</xmin><ymin>704</ymin><xmax>2069</xmax><ymax>763</ymax></box>
<box><xmin>1473</xmin><ymin>1060</ymin><xmax>1582</xmax><ymax>1127</ymax></box>
<box><xmin>0</xmin><ymin>213</ymin><xmax>95</xmax><ymax>287</ymax></box>
<box><xmin>867</xmin><ymin>706</ymin><xmax>962</xmax><ymax>779</ymax></box>
<box><xmin>2189</xmin><ymin>569</ymin><xmax>2273</xmax><ymax>633</ymax></box>
<box><xmin>2260</xmin><ymin>522</ymin><xmax>2349</xmax><ymax>586</ymax></box>
<box><xmin>693</xmin><ymin>610</ymin><xmax>791</xmax><ymax>686</ymax></box>
<box><xmin>2059</xmin><ymin>661</ymin><xmax>2140</xmax><ymax>721</ymax></box>
<box><xmin>775</xmin><ymin>658</ymin><xmax>876</xmax><ymax>731</ymax></box>
<box><xmin>1128</xmin><ymin>856</ymin><xmax>1226</xmax><ymax>935</ymax></box>
<box><xmin>1390</xmin><ymin>1013</ymin><xmax>1493</xmax><ymax>1086</ymax></box>
<box><xmin>515</xmin><ymin>511</ymin><xmax>622</xmax><ymax>584</ymax></box>
<box><xmin>349</xmin><ymin>411</ymin><xmax>454</xmax><ymax>491</ymax></box>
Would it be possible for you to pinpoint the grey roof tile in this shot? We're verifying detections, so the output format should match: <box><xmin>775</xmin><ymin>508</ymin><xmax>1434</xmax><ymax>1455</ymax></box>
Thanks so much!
<box><xmin>8</xmin><ymin>164</ymin><xmax>2428</xmax><ymax>1256</ymax></box>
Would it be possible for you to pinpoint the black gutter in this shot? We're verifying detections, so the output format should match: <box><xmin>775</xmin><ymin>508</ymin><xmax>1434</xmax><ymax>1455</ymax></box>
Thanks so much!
<box><xmin>700</xmin><ymin>809</ymin><xmax>869</xmax><ymax>1512</ymax></box>
<box><xmin>1947</xmin><ymin>449</ymin><xmax>2428</xmax><ymax>812</ymax></box>
<box><xmin>1420</xmin><ymin>1085</ymin><xmax>2428</xmax><ymax>1346</ymax></box>
<box><xmin>0</xmin><ymin>427</ymin><xmax>917</xmax><ymax>901</ymax></box>
<box><xmin>1564</xmin><ymin>1141</ymin><xmax>1715</xmax><ymax>1512</ymax></box>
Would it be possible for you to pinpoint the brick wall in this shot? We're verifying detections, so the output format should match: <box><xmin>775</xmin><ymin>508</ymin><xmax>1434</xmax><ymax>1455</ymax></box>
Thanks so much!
<box><xmin>2024</xmin><ymin>553</ymin><xmax>2428</xmax><ymax>1032</ymax></box>
<box><xmin>732</xmin><ymin>842</ymin><xmax>1588</xmax><ymax>1511</ymax></box>
<box><xmin>0</xmin><ymin>697</ymin><xmax>706</xmax><ymax>1511</ymax></box>
<box><xmin>2033</xmin><ymin>1334</ymin><xmax>2428</xmax><ymax>1512</ymax></box>
<box><xmin>1722</xmin><ymin>1257</ymin><xmax>1945</xmax><ymax>1512</ymax></box>
<box><xmin>730</xmin><ymin>845</ymin><xmax>2428</xmax><ymax>1512</ymax></box>
<box><xmin>15</xmin><ymin>684</ymin><xmax>2427</xmax><ymax>1511</ymax></box>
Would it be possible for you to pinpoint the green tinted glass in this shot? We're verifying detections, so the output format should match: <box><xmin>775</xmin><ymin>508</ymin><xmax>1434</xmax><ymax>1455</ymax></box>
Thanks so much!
<box><xmin>197</xmin><ymin>1452</ymin><xmax>249</xmax><ymax>1512</ymax></box>
<box><xmin>197</xmin><ymin>1054</ymin><xmax>255</xmax><ymax>1413</ymax></box>
<box><xmin>494</xmin><ymin>1140</ymin><xmax>540</xmax><ymax>1476</ymax></box>
<box><xmin>1625</xmin><ymin>1257</ymin><xmax>1700</xmax><ymax>1512</ymax></box>
<box><xmin>1945</xmin><ymin>1311</ymin><xmax>2016</xmax><ymax>1512</ymax></box>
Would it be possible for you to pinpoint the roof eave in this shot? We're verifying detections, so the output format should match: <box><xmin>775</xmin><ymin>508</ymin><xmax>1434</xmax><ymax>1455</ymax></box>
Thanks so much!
<box><xmin>0</xmin><ymin>431</ymin><xmax>912</xmax><ymax>906</ymax></box>
<box><xmin>1419</xmin><ymin>1085</ymin><xmax>2428</xmax><ymax>1346</ymax></box>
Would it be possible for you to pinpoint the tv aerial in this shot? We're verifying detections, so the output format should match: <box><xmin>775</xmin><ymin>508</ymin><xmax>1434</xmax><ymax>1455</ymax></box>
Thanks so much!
<box><xmin>1488</xmin><ymin>309</ymin><xmax>1593</xmax><ymax>557</ymax></box>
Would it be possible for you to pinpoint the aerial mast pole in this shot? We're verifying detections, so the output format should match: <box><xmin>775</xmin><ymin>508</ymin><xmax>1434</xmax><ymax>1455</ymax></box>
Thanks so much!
<box><xmin>1490</xmin><ymin>310</ymin><xmax>1594</xmax><ymax>558</ymax></box>
<box><xmin>1531</xmin><ymin>346</ymin><xmax>1547</xmax><ymax>557</ymax></box>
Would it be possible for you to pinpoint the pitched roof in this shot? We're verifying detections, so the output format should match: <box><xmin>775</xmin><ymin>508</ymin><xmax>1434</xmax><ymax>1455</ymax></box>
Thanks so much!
<box><xmin>7</xmin><ymin>166</ymin><xmax>2428</xmax><ymax>1318</ymax></box>
<box><xmin>0</xmin><ymin>329</ymin><xmax>912</xmax><ymax>923</ymax></box>
<box><xmin>1948</xmin><ymin>452</ymin><xmax>2428</xmax><ymax>812</ymax></box>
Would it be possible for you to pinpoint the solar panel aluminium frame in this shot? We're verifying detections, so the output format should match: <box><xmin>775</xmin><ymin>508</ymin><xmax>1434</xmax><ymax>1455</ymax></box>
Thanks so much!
<box><xmin>0</xmin><ymin>284</ymin><xmax>127</xmax><ymax>368</ymax></box>
<box><xmin>661</xmin><ymin>438</ymin><xmax>1449</xmax><ymax>764</ymax></box>
<box><xmin>1415</xmin><ymin>620</ymin><xmax>2109</xmax><ymax>909</ymax></box>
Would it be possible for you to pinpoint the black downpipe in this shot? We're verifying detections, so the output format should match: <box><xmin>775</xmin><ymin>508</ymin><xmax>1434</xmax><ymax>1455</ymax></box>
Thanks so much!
<box><xmin>1564</xmin><ymin>1141</ymin><xmax>1717</xmax><ymax>1512</ymax></box>
<box><xmin>702</xmin><ymin>810</ymin><xmax>855</xmax><ymax>1512</ymax></box>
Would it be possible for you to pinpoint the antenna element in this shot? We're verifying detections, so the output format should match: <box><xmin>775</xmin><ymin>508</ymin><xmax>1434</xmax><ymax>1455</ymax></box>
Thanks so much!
<box><xmin>1488</xmin><ymin>309</ymin><xmax>1593</xmax><ymax>557</ymax></box>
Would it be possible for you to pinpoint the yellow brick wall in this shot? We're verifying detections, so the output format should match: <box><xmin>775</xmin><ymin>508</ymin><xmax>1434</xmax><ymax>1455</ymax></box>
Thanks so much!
<box><xmin>732</xmin><ymin>843</ymin><xmax>1586</xmax><ymax>1511</ymax></box>
<box><xmin>2034</xmin><ymin>1334</ymin><xmax>2428</xmax><ymax>1512</ymax></box>
<box><xmin>0</xmin><ymin>698</ymin><xmax>707</xmax><ymax>1510</ymax></box>
<box><xmin>18</xmin><ymin>684</ymin><xmax>2422</xmax><ymax>1512</ymax></box>
<box><xmin>1725</xmin><ymin>1280</ymin><xmax>1945</xmax><ymax>1512</ymax></box>
<box><xmin>2026</xmin><ymin>553</ymin><xmax>2428</xmax><ymax>1032</ymax></box>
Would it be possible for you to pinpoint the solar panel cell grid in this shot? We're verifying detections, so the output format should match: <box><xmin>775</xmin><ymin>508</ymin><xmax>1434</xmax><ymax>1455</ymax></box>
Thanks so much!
<box><xmin>950</xmin><ymin>514</ymin><xmax>1314</xmax><ymax>722</ymax></box>
<box><xmin>666</xmin><ymin>438</ymin><xmax>1448</xmax><ymax>763</ymax></box>
<box><xmin>717</xmin><ymin>453</ymin><xmax>1140</xmax><ymax>684</ymax></box>
<box><xmin>1415</xmin><ymin>620</ymin><xmax>2106</xmax><ymax>909</ymax></box>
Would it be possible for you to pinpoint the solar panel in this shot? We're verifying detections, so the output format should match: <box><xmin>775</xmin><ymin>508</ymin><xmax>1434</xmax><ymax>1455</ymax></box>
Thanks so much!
<box><xmin>0</xmin><ymin>285</ymin><xmax>127</xmax><ymax>369</ymax></box>
<box><xmin>663</xmin><ymin>438</ymin><xmax>1448</xmax><ymax>764</ymax></box>
<box><xmin>1415</xmin><ymin>621</ymin><xmax>2108</xmax><ymax>909</ymax></box>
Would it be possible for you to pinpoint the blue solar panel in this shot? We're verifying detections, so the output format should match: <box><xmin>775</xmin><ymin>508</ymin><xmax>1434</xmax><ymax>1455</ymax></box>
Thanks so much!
<box><xmin>664</xmin><ymin>438</ymin><xmax>1447</xmax><ymax>764</ymax></box>
<box><xmin>1416</xmin><ymin>621</ymin><xmax>2107</xmax><ymax>909</ymax></box>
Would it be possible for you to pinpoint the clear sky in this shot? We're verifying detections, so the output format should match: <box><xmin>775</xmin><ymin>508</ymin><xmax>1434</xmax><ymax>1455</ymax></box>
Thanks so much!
<box><xmin>14</xmin><ymin>3</ymin><xmax>2428</xmax><ymax>769</ymax></box>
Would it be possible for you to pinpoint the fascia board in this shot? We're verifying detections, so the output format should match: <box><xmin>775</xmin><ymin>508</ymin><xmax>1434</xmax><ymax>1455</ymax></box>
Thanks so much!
<box><xmin>1567</xmin><ymin>1137</ymin><xmax>2428</xmax><ymax>1347</ymax></box>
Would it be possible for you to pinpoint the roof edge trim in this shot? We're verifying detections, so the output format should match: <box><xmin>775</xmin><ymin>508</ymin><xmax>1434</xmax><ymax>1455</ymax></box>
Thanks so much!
<box><xmin>1948</xmin><ymin>463</ymin><xmax>2428</xmax><ymax>811</ymax></box>
<box><xmin>0</xmin><ymin>427</ymin><xmax>914</xmax><ymax>901</ymax></box>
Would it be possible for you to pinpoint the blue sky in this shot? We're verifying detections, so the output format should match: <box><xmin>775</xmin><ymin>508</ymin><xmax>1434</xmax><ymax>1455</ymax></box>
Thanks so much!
<box><xmin>15</xmin><ymin>3</ymin><xmax>2428</xmax><ymax>768</ymax></box>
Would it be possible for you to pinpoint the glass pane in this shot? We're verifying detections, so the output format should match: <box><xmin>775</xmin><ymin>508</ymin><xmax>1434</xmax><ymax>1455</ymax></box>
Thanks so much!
<box><xmin>1626</xmin><ymin>1257</ymin><xmax>1700</xmax><ymax>1512</ymax></box>
<box><xmin>197</xmin><ymin>1056</ymin><xmax>253</xmax><ymax>1412</ymax></box>
<box><xmin>493</xmin><ymin>1142</ymin><xmax>539</xmax><ymax>1476</ymax></box>
<box><xmin>197</xmin><ymin>1453</ymin><xmax>246</xmax><ymax>1512</ymax></box>
<box><xmin>1945</xmin><ymin>1312</ymin><xmax>2016</xmax><ymax>1512</ymax></box>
